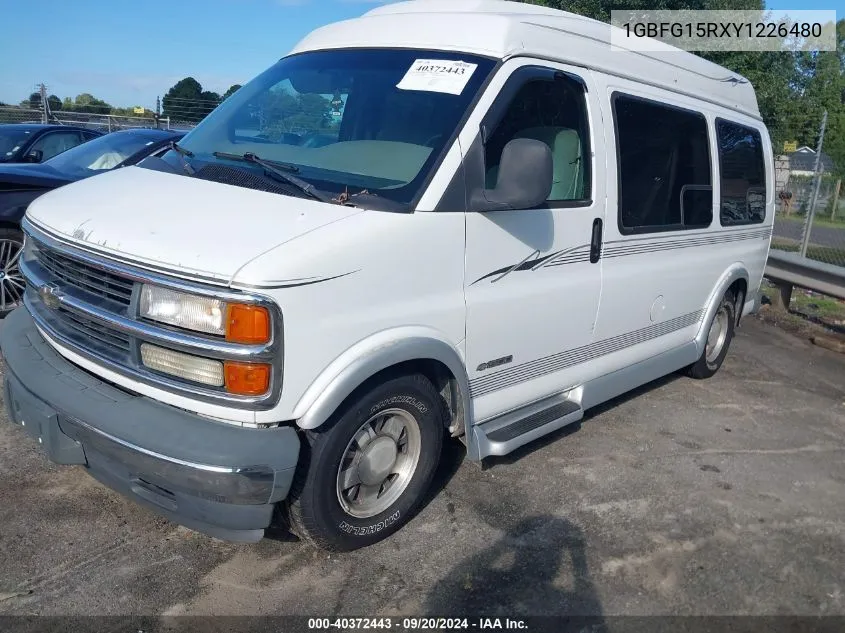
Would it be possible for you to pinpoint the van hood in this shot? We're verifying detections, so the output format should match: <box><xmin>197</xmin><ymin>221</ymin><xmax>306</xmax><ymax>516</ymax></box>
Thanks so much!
<box><xmin>25</xmin><ymin>166</ymin><xmax>360</xmax><ymax>285</ymax></box>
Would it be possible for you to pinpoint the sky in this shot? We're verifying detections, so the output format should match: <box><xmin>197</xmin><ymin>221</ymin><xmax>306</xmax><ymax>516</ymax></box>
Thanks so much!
<box><xmin>0</xmin><ymin>0</ymin><xmax>392</xmax><ymax>109</ymax></box>
<box><xmin>0</xmin><ymin>0</ymin><xmax>842</xmax><ymax>109</ymax></box>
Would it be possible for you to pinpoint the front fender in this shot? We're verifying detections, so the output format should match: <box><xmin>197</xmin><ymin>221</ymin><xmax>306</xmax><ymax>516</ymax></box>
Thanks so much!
<box><xmin>293</xmin><ymin>327</ymin><xmax>471</xmax><ymax>431</ymax></box>
<box><xmin>694</xmin><ymin>263</ymin><xmax>749</xmax><ymax>356</ymax></box>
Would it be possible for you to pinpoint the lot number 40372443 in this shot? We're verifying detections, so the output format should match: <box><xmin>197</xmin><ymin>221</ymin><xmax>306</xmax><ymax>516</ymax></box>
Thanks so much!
<box><xmin>413</xmin><ymin>63</ymin><xmax>469</xmax><ymax>75</ymax></box>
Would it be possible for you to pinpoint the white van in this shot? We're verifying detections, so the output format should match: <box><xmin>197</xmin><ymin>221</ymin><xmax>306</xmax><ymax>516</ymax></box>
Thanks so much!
<box><xmin>2</xmin><ymin>0</ymin><xmax>773</xmax><ymax>551</ymax></box>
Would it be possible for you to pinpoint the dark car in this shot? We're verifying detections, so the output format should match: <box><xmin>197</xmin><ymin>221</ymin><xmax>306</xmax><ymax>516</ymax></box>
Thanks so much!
<box><xmin>0</xmin><ymin>124</ymin><xmax>103</xmax><ymax>164</ymax></box>
<box><xmin>0</xmin><ymin>128</ymin><xmax>184</xmax><ymax>315</ymax></box>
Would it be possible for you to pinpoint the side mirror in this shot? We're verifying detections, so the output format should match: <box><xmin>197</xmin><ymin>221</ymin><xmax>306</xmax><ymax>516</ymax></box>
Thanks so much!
<box><xmin>25</xmin><ymin>149</ymin><xmax>44</xmax><ymax>163</ymax></box>
<box><xmin>471</xmin><ymin>138</ymin><xmax>553</xmax><ymax>212</ymax></box>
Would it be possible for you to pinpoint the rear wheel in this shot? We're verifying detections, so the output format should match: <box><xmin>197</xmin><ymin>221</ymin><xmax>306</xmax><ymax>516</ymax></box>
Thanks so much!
<box><xmin>0</xmin><ymin>228</ymin><xmax>25</xmax><ymax>317</ymax></box>
<box><xmin>687</xmin><ymin>291</ymin><xmax>735</xmax><ymax>379</ymax></box>
<box><xmin>286</xmin><ymin>373</ymin><xmax>445</xmax><ymax>551</ymax></box>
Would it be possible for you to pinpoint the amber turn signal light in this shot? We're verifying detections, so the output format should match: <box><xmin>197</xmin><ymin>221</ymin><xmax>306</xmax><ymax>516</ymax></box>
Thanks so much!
<box><xmin>225</xmin><ymin>304</ymin><xmax>271</xmax><ymax>344</ymax></box>
<box><xmin>224</xmin><ymin>361</ymin><xmax>272</xmax><ymax>396</ymax></box>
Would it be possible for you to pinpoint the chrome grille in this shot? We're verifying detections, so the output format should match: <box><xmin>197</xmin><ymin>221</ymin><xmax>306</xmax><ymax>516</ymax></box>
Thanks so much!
<box><xmin>21</xmin><ymin>218</ymin><xmax>283</xmax><ymax>411</ymax></box>
<box><xmin>58</xmin><ymin>307</ymin><xmax>132</xmax><ymax>358</ymax></box>
<box><xmin>36</xmin><ymin>246</ymin><xmax>134</xmax><ymax>306</ymax></box>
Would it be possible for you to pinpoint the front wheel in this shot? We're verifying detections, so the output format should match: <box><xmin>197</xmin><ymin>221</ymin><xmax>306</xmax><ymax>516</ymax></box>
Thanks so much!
<box><xmin>687</xmin><ymin>291</ymin><xmax>736</xmax><ymax>379</ymax></box>
<box><xmin>286</xmin><ymin>373</ymin><xmax>446</xmax><ymax>551</ymax></box>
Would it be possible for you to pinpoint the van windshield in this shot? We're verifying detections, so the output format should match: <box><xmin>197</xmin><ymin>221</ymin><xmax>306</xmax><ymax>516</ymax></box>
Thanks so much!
<box><xmin>174</xmin><ymin>49</ymin><xmax>495</xmax><ymax>208</ymax></box>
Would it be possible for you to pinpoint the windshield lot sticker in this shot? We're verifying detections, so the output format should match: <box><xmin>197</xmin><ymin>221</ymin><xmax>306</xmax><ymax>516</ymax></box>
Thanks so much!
<box><xmin>397</xmin><ymin>60</ymin><xmax>478</xmax><ymax>95</ymax></box>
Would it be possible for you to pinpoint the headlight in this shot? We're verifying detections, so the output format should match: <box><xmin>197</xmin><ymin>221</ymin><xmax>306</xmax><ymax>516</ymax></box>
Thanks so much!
<box><xmin>140</xmin><ymin>285</ymin><xmax>225</xmax><ymax>335</ymax></box>
<box><xmin>139</xmin><ymin>284</ymin><xmax>271</xmax><ymax>344</ymax></box>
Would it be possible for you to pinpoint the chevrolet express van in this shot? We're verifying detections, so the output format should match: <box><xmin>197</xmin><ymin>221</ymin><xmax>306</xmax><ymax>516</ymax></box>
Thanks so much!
<box><xmin>2</xmin><ymin>0</ymin><xmax>773</xmax><ymax>551</ymax></box>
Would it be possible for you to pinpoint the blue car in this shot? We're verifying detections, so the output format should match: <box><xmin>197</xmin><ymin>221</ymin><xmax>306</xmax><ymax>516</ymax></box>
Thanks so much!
<box><xmin>0</xmin><ymin>124</ymin><xmax>102</xmax><ymax>164</ymax></box>
<box><xmin>0</xmin><ymin>127</ymin><xmax>184</xmax><ymax>315</ymax></box>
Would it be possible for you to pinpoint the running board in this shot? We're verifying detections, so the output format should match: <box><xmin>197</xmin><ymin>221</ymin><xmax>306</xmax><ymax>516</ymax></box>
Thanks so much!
<box><xmin>469</xmin><ymin>395</ymin><xmax>583</xmax><ymax>460</ymax></box>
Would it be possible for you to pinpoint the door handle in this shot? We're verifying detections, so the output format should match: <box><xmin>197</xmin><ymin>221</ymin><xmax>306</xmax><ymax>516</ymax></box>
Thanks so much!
<box><xmin>590</xmin><ymin>218</ymin><xmax>603</xmax><ymax>264</ymax></box>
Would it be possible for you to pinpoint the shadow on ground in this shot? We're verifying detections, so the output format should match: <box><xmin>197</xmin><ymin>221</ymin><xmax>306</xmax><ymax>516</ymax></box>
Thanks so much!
<box><xmin>423</xmin><ymin>515</ymin><xmax>604</xmax><ymax>619</ymax></box>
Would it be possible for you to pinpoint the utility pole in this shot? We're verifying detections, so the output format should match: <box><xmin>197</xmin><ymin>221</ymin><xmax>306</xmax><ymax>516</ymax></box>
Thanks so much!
<box><xmin>155</xmin><ymin>96</ymin><xmax>161</xmax><ymax>129</ymax></box>
<box><xmin>799</xmin><ymin>109</ymin><xmax>827</xmax><ymax>258</ymax></box>
<box><xmin>38</xmin><ymin>83</ymin><xmax>48</xmax><ymax>123</ymax></box>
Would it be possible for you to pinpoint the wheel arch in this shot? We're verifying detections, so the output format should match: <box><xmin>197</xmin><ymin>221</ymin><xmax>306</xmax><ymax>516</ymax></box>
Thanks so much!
<box><xmin>695</xmin><ymin>264</ymin><xmax>749</xmax><ymax>356</ymax></box>
<box><xmin>294</xmin><ymin>328</ymin><xmax>471</xmax><ymax>435</ymax></box>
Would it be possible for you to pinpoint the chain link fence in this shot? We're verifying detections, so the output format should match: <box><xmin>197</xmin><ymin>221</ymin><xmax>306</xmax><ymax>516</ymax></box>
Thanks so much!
<box><xmin>0</xmin><ymin>106</ymin><xmax>171</xmax><ymax>132</ymax></box>
<box><xmin>771</xmin><ymin>154</ymin><xmax>845</xmax><ymax>270</ymax></box>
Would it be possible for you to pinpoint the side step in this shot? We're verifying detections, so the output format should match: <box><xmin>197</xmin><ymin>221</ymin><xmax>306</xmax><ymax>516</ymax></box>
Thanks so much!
<box><xmin>470</xmin><ymin>394</ymin><xmax>583</xmax><ymax>460</ymax></box>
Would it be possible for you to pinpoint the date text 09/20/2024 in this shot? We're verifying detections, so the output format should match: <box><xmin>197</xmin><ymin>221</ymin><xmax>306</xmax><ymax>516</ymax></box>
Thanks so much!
<box><xmin>307</xmin><ymin>618</ymin><xmax>529</xmax><ymax>630</ymax></box>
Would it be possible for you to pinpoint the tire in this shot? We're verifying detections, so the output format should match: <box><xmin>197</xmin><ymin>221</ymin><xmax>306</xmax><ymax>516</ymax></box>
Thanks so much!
<box><xmin>687</xmin><ymin>290</ymin><xmax>736</xmax><ymax>380</ymax></box>
<box><xmin>286</xmin><ymin>373</ymin><xmax>446</xmax><ymax>551</ymax></box>
<box><xmin>0</xmin><ymin>227</ymin><xmax>25</xmax><ymax>318</ymax></box>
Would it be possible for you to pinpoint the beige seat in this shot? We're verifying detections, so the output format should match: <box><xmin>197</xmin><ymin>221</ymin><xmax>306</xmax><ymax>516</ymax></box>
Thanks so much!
<box><xmin>487</xmin><ymin>127</ymin><xmax>583</xmax><ymax>201</ymax></box>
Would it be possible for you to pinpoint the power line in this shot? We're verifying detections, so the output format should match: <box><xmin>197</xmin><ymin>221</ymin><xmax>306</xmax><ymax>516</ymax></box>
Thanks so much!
<box><xmin>161</xmin><ymin>97</ymin><xmax>223</xmax><ymax>103</ymax></box>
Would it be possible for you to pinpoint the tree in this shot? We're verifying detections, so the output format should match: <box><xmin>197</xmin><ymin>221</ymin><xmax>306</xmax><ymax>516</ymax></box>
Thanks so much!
<box><xmin>162</xmin><ymin>77</ymin><xmax>221</xmax><ymax>123</ymax></box>
<box><xmin>73</xmin><ymin>93</ymin><xmax>111</xmax><ymax>114</ymax></box>
<box><xmin>27</xmin><ymin>92</ymin><xmax>40</xmax><ymax>110</ymax></box>
<box><xmin>47</xmin><ymin>95</ymin><xmax>62</xmax><ymax>112</ymax></box>
<box><xmin>223</xmin><ymin>84</ymin><xmax>242</xmax><ymax>100</ymax></box>
<box><xmin>200</xmin><ymin>90</ymin><xmax>222</xmax><ymax>117</ymax></box>
<box><xmin>62</xmin><ymin>97</ymin><xmax>73</xmax><ymax>111</ymax></box>
<box><xmin>255</xmin><ymin>88</ymin><xmax>332</xmax><ymax>138</ymax></box>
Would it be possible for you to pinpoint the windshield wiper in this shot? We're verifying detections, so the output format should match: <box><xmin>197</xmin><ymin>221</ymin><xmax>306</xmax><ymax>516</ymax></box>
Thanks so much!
<box><xmin>213</xmin><ymin>151</ymin><xmax>333</xmax><ymax>204</ymax></box>
<box><xmin>170</xmin><ymin>142</ymin><xmax>195</xmax><ymax>175</ymax></box>
<box><xmin>332</xmin><ymin>187</ymin><xmax>406</xmax><ymax>212</ymax></box>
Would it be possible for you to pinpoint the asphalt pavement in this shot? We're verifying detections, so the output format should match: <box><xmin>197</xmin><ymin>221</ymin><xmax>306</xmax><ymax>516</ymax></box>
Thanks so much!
<box><xmin>774</xmin><ymin>217</ymin><xmax>845</xmax><ymax>252</ymax></box>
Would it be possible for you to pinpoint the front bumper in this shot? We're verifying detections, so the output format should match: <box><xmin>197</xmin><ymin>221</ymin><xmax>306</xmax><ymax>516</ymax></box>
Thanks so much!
<box><xmin>1</xmin><ymin>307</ymin><xmax>300</xmax><ymax>543</ymax></box>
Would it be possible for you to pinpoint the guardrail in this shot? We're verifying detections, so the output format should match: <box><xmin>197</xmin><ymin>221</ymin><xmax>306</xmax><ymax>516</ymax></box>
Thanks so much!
<box><xmin>764</xmin><ymin>249</ymin><xmax>845</xmax><ymax>308</ymax></box>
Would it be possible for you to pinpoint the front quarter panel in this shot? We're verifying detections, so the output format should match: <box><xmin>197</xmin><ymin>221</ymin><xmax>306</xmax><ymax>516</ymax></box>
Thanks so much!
<box><xmin>294</xmin><ymin>328</ymin><xmax>471</xmax><ymax>430</ymax></box>
<box><xmin>235</xmin><ymin>209</ymin><xmax>468</xmax><ymax>427</ymax></box>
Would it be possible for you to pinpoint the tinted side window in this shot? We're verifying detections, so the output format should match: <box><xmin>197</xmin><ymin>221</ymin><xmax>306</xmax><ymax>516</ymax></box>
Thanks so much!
<box><xmin>30</xmin><ymin>131</ymin><xmax>84</xmax><ymax>160</ymax></box>
<box><xmin>614</xmin><ymin>94</ymin><xmax>712</xmax><ymax>233</ymax></box>
<box><xmin>485</xmin><ymin>74</ymin><xmax>591</xmax><ymax>203</ymax></box>
<box><xmin>717</xmin><ymin>120</ymin><xmax>766</xmax><ymax>226</ymax></box>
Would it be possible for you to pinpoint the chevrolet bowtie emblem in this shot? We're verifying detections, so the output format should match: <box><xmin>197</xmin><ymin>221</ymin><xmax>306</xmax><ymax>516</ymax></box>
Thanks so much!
<box><xmin>38</xmin><ymin>284</ymin><xmax>63</xmax><ymax>310</ymax></box>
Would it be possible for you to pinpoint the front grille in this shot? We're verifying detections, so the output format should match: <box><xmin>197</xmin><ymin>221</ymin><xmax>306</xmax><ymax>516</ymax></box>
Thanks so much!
<box><xmin>22</xmin><ymin>223</ymin><xmax>281</xmax><ymax>410</ymax></box>
<box><xmin>58</xmin><ymin>307</ymin><xmax>132</xmax><ymax>357</ymax></box>
<box><xmin>36</xmin><ymin>246</ymin><xmax>134</xmax><ymax>306</ymax></box>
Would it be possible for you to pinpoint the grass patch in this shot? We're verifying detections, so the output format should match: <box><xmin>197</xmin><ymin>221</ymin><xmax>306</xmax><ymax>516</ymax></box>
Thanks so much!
<box><xmin>760</xmin><ymin>279</ymin><xmax>845</xmax><ymax>333</ymax></box>
<box><xmin>791</xmin><ymin>291</ymin><xmax>845</xmax><ymax>322</ymax></box>
<box><xmin>776</xmin><ymin>214</ymin><xmax>845</xmax><ymax>229</ymax></box>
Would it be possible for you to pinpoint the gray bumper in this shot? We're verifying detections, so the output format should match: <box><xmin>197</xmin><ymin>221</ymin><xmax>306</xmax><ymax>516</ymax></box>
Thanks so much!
<box><xmin>1</xmin><ymin>307</ymin><xmax>300</xmax><ymax>543</ymax></box>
